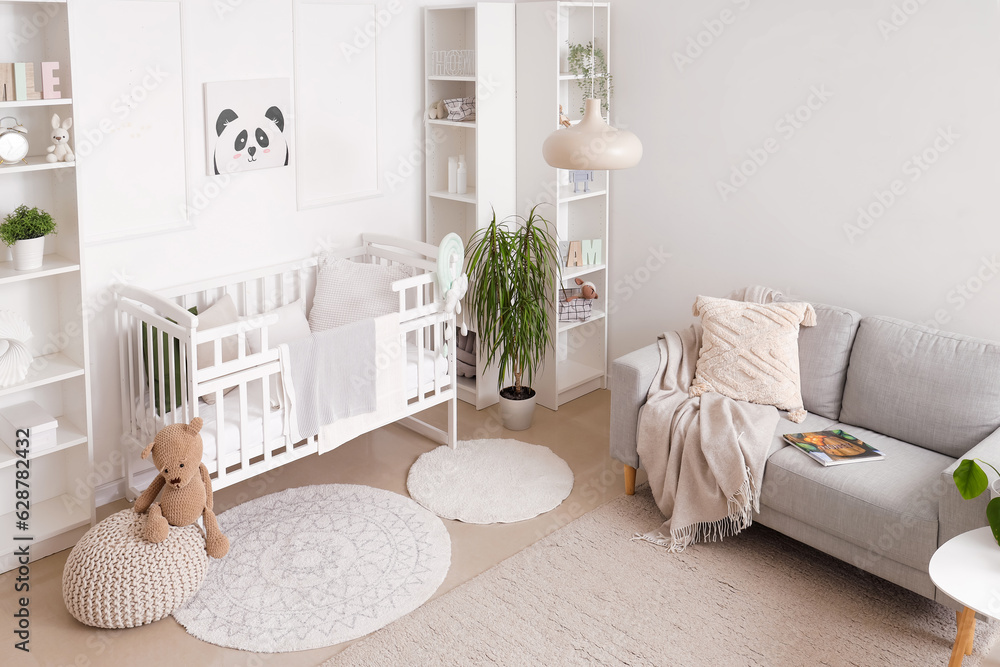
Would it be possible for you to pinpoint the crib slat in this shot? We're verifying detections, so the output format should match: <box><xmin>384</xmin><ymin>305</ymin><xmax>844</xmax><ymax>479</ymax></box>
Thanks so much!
<box><xmin>213</xmin><ymin>390</ymin><xmax>225</xmax><ymax>484</ymax></box>
<box><xmin>262</xmin><ymin>376</ymin><xmax>272</xmax><ymax>467</ymax></box>
<box><xmin>239</xmin><ymin>384</ymin><xmax>250</xmax><ymax>471</ymax></box>
<box><xmin>415</xmin><ymin>288</ymin><xmax>425</xmax><ymax>402</ymax></box>
<box><xmin>125</xmin><ymin>314</ymin><xmax>137</xmax><ymax>435</ymax></box>
<box><xmin>433</xmin><ymin>320</ymin><xmax>442</xmax><ymax>396</ymax></box>
<box><xmin>179</xmin><ymin>341</ymin><xmax>189</xmax><ymax>423</ymax></box>
<box><xmin>165</xmin><ymin>329</ymin><xmax>177</xmax><ymax>424</ymax></box>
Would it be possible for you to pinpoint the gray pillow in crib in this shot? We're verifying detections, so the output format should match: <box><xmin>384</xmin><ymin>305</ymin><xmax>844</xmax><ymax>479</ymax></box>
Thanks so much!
<box><xmin>309</xmin><ymin>257</ymin><xmax>413</xmax><ymax>332</ymax></box>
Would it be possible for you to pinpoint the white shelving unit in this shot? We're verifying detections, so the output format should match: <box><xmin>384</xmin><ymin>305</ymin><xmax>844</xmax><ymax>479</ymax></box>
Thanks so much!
<box><xmin>517</xmin><ymin>1</ymin><xmax>612</xmax><ymax>410</ymax></box>
<box><xmin>424</xmin><ymin>3</ymin><xmax>516</xmax><ymax>410</ymax></box>
<box><xmin>0</xmin><ymin>0</ymin><xmax>94</xmax><ymax>573</ymax></box>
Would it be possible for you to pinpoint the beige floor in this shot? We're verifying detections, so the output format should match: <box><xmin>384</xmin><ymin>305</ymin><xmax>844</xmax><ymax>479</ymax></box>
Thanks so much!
<box><xmin>2</xmin><ymin>389</ymin><xmax>998</xmax><ymax>666</ymax></box>
<box><xmin>0</xmin><ymin>390</ymin><xmax>637</xmax><ymax>667</ymax></box>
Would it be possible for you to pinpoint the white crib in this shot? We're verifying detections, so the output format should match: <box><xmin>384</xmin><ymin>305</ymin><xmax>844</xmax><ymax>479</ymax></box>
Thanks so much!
<box><xmin>115</xmin><ymin>234</ymin><xmax>458</xmax><ymax>500</ymax></box>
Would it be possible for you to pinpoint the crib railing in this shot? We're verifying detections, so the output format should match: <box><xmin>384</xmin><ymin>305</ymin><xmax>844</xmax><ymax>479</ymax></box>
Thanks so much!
<box><xmin>116</xmin><ymin>234</ymin><xmax>458</xmax><ymax>499</ymax></box>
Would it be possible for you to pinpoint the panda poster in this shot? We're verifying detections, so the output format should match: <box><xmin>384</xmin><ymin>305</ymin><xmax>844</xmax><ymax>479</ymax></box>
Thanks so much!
<box><xmin>204</xmin><ymin>78</ymin><xmax>291</xmax><ymax>175</ymax></box>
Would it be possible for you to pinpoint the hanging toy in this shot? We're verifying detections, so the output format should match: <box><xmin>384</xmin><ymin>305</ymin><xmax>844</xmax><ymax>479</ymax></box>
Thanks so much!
<box><xmin>436</xmin><ymin>233</ymin><xmax>468</xmax><ymax>358</ymax></box>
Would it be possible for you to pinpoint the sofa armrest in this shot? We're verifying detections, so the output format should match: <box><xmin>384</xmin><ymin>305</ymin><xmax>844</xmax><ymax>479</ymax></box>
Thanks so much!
<box><xmin>610</xmin><ymin>343</ymin><xmax>661</xmax><ymax>469</ymax></box>
<box><xmin>939</xmin><ymin>426</ymin><xmax>1000</xmax><ymax>545</ymax></box>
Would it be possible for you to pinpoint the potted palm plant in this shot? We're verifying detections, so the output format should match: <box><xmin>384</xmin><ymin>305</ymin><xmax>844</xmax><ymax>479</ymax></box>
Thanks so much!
<box><xmin>464</xmin><ymin>205</ymin><xmax>561</xmax><ymax>430</ymax></box>
<box><xmin>0</xmin><ymin>205</ymin><xmax>57</xmax><ymax>271</ymax></box>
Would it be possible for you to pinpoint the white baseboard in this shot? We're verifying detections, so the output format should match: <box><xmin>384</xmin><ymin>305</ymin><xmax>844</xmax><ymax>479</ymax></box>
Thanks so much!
<box><xmin>95</xmin><ymin>477</ymin><xmax>127</xmax><ymax>508</ymax></box>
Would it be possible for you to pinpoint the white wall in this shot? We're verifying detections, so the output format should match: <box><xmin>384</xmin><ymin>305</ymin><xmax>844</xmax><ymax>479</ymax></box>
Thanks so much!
<box><xmin>72</xmin><ymin>0</ymin><xmax>490</xmax><ymax>503</ymax></box>
<box><xmin>608</xmin><ymin>0</ymin><xmax>1000</xmax><ymax>361</ymax></box>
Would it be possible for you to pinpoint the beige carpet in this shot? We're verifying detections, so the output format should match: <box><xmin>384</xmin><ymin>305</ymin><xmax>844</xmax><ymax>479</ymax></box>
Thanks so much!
<box><xmin>324</xmin><ymin>485</ymin><xmax>999</xmax><ymax>666</ymax></box>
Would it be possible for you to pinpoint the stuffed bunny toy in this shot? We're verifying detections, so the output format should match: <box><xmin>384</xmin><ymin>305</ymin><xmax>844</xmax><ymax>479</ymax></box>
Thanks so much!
<box><xmin>45</xmin><ymin>113</ymin><xmax>74</xmax><ymax>163</ymax></box>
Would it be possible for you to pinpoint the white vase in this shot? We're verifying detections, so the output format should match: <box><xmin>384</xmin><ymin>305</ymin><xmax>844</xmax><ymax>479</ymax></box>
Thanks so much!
<box><xmin>11</xmin><ymin>237</ymin><xmax>44</xmax><ymax>271</ymax></box>
<box><xmin>499</xmin><ymin>387</ymin><xmax>536</xmax><ymax>431</ymax></box>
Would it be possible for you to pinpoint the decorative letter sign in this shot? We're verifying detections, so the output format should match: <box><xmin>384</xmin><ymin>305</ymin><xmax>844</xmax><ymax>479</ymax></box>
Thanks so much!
<box><xmin>581</xmin><ymin>239</ymin><xmax>602</xmax><ymax>265</ymax></box>
<box><xmin>0</xmin><ymin>64</ymin><xmax>13</xmax><ymax>101</ymax></box>
<box><xmin>41</xmin><ymin>62</ymin><xmax>61</xmax><ymax>99</ymax></box>
<box><xmin>566</xmin><ymin>241</ymin><xmax>583</xmax><ymax>267</ymax></box>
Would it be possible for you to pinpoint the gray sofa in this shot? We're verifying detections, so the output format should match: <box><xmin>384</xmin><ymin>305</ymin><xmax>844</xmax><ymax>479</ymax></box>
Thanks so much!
<box><xmin>611</xmin><ymin>300</ymin><xmax>1000</xmax><ymax>604</ymax></box>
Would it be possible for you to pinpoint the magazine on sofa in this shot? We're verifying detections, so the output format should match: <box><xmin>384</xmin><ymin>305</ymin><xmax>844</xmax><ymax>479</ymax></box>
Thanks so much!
<box><xmin>782</xmin><ymin>429</ymin><xmax>884</xmax><ymax>467</ymax></box>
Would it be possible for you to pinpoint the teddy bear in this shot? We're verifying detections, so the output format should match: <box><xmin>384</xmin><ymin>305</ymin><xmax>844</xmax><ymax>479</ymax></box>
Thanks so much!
<box><xmin>564</xmin><ymin>277</ymin><xmax>598</xmax><ymax>301</ymax></box>
<box><xmin>45</xmin><ymin>113</ymin><xmax>74</xmax><ymax>163</ymax></box>
<box><xmin>133</xmin><ymin>417</ymin><xmax>230</xmax><ymax>559</ymax></box>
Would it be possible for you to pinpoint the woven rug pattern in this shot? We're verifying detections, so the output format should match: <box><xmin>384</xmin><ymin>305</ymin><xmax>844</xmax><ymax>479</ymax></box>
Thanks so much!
<box><xmin>173</xmin><ymin>484</ymin><xmax>450</xmax><ymax>652</ymax></box>
<box><xmin>325</xmin><ymin>485</ymin><xmax>1000</xmax><ymax>666</ymax></box>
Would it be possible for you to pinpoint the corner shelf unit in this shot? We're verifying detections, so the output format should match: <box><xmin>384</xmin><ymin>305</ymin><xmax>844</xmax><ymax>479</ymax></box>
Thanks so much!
<box><xmin>517</xmin><ymin>1</ymin><xmax>612</xmax><ymax>410</ymax></box>
<box><xmin>424</xmin><ymin>3</ymin><xmax>516</xmax><ymax>410</ymax></box>
<box><xmin>0</xmin><ymin>0</ymin><xmax>94</xmax><ymax>573</ymax></box>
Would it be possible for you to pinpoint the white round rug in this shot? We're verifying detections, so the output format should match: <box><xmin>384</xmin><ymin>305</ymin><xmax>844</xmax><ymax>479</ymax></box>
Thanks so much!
<box><xmin>407</xmin><ymin>439</ymin><xmax>574</xmax><ymax>524</ymax></box>
<box><xmin>172</xmin><ymin>484</ymin><xmax>451</xmax><ymax>653</ymax></box>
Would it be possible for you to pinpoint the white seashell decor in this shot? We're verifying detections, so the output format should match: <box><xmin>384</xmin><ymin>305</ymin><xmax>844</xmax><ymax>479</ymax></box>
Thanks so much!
<box><xmin>0</xmin><ymin>311</ymin><xmax>33</xmax><ymax>388</ymax></box>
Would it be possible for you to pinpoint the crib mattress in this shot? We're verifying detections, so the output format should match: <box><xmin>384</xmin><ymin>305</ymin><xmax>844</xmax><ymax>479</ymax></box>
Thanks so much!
<box><xmin>192</xmin><ymin>345</ymin><xmax>449</xmax><ymax>461</ymax></box>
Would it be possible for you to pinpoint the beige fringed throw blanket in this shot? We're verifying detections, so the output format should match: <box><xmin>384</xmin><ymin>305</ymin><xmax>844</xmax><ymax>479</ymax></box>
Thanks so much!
<box><xmin>635</xmin><ymin>325</ymin><xmax>779</xmax><ymax>552</ymax></box>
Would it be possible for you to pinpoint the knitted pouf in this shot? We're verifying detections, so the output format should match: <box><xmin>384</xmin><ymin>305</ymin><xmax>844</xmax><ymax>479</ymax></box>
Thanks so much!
<box><xmin>62</xmin><ymin>509</ymin><xmax>209</xmax><ymax>628</ymax></box>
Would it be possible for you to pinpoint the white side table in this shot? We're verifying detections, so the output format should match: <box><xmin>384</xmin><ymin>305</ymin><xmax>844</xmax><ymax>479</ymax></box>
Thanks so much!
<box><xmin>929</xmin><ymin>527</ymin><xmax>1000</xmax><ymax>666</ymax></box>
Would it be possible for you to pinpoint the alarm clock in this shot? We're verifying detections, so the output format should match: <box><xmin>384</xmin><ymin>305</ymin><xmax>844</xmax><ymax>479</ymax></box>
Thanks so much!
<box><xmin>0</xmin><ymin>117</ymin><xmax>29</xmax><ymax>165</ymax></box>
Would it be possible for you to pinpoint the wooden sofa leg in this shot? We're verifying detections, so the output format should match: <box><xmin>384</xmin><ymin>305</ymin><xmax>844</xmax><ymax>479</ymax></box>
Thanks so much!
<box><xmin>624</xmin><ymin>464</ymin><xmax>636</xmax><ymax>496</ymax></box>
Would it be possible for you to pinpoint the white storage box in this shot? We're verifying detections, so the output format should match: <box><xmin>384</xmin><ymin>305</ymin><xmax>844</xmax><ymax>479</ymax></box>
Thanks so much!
<box><xmin>0</xmin><ymin>401</ymin><xmax>58</xmax><ymax>452</ymax></box>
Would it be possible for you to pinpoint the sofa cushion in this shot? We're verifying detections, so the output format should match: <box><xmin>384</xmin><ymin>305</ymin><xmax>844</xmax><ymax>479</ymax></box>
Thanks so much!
<box><xmin>839</xmin><ymin>317</ymin><xmax>1000</xmax><ymax>457</ymax></box>
<box><xmin>776</xmin><ymin>297</ymin><xmax>861</xmax><ymax>420</ymax></box>
<box><xmin>760</xmin><ymin>422</ymin><xmax>950</xmax><ymax>572</ymax></box>
<box><xmin>691</xmin><ymin>295</ymin><xmax>816</xmax><ymax>422</ymax></box>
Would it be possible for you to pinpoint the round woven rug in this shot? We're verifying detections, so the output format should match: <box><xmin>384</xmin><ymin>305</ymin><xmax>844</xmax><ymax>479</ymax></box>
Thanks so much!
<box><xmin>407</xmin><ymin>439</ymin><xmax>574</xmax><ymax>524</ymax></box>
<box><xmin>172</xmin><ymin>484</ymin><xmax>450</xmax><ymax>653</ymax></box>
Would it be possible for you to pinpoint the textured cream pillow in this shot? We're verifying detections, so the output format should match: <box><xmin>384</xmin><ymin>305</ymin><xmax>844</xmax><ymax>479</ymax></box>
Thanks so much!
<box><xmin>690</xmin><ymin>295</ymin><xmax>816</xmax><ymax>422</ymax></box>
<box><xmin>308</xmin><ymin>257</ymin><xmax>412</xmax><ymax>333</ymax></box>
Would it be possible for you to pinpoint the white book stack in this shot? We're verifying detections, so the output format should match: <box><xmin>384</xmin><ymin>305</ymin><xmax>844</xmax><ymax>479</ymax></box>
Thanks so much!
<box><xmin>0</xmin><ymin>401</ymin><xmax>58</xmax><ymax>453</ymax></box>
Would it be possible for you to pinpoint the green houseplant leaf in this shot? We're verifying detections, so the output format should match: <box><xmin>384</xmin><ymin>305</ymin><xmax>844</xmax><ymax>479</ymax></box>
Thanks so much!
<box><xmin>566</xmin><ymin>41</ymin><xmax>614</xmax><ymax>116</ymax></box>
<box><xmin>0</xmin><ymin>205</ymin><xmax>57</xmax><ymax>246</ymax></box>
<box><xmin>988</xmin><ymin>497</ymin><xmax>1000</xmax><ymax>547</ymax></box>
<box><xmin>953</xmin><ymin>458</ymin><xmax>1000</xmax><ymax>548</ymax></box>
<box><xmin>464</xmin><ymin>205</ymin><xmax>561</xmax><ymax>395</ymax></box>
<box><xmin>954</xmin><ymin>459</ymin><xmax>989</xmax><ymax>500</ymax></box>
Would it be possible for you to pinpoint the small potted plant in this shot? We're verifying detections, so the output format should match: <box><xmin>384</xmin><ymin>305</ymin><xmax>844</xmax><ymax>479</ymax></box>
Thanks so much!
<box><xmin>953</xmin><ymin>458</ymin><xmax>1000</xmax><ymax>546</ymax></box>
<box><xmin>0</xmin><ymin>205</ymin><xmax>56</xmax><ymax>271</ymax></box>
<box><xmin>464</xmin><ymin>205</ymin><xmax>561</xmax><ymax>430</ymax></box>
<box><xmin>567</xmin><ymin>41</ymin><xmax>614</xmax><ymax>116</ymax></box>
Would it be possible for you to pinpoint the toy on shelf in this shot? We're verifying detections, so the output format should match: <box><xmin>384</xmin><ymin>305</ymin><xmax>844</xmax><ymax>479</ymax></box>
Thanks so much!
<box><xmin>427</xmin><ymin>100</ymin><xmax>447</xmax><ymax>120</ymax></box>
<box><xmin>564</xmin><ymin>278</ymin><xmax>598</xmax><ymax>302</ymax></box>
<box><xmin>558</xmin><ymin>278</ymin><xmax>599</xmax><ymax>323</ymax></box>
<box><xmin>133</xmin><ymin>418</ymin><xmax>230</xmax><ymax>559</ymax></box>
<box><xmin>45</xmin><ymin>113</ymin><xmax>74</xmax><ymax>163</ymax></box>
<box><xmin>559</xmin><ymin>104</ymin><xmax>572</xmax><ymax>128</ymax></box>
<box><xmin>569</xmin><ymin>169</ymin><xmax>594</xmax><ymax>193</ymax></box>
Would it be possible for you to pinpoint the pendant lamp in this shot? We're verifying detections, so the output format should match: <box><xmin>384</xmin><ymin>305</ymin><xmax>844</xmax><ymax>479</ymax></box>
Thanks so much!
<box><xmin>542</xmin><ymin>98</ymin><xmax>643</xmax><ymax>170</ymax></box>
<box><xmin>542</xmin><ymin>0</ymin><xmax>642</xmax><ymax>170</ymax></box>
